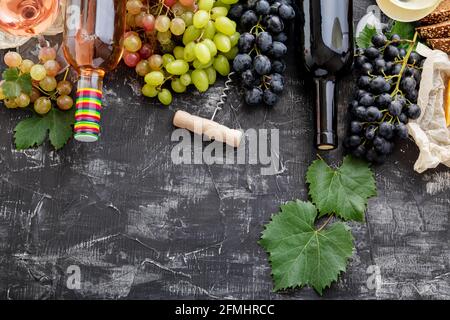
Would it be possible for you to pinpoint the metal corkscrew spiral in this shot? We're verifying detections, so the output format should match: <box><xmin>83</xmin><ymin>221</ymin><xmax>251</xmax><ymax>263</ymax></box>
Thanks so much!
<box><xmin>210</xmin><ymin>71</ymin><xmax>235</xmax><ymax>121</ymax></box>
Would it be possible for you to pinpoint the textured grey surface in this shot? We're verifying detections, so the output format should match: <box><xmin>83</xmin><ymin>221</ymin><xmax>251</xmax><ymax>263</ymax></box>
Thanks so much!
<box><xmin>0</xmin><ymin>0</ymin><xmax>449</xmax><ymax>300</ymax></box>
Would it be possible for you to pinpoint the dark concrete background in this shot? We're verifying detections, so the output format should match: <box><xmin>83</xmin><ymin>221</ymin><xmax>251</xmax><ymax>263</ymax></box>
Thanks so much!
<box><xmin>0</xmin><ymin>0</ymin><xmax>448</xmax><ymax>299</ymax></box>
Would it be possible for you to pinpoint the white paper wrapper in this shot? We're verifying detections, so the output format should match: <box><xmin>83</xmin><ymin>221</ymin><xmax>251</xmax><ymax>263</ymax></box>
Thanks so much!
<box><xmin>408</xmin><ymin>43</ymin><xmax>450</xmax><ymax>173</ymax></box>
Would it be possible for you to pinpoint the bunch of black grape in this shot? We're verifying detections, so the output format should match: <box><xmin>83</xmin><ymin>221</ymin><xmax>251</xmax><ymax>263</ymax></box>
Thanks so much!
<box><xmin>345</xmin><ymin>33</ymin><xmax>423</xmax><ymax>164</ymax></box>
<box><xmin>229</xmin><ymin>0</ymin><xmax>295</xmax><ymax>106</ymax></box>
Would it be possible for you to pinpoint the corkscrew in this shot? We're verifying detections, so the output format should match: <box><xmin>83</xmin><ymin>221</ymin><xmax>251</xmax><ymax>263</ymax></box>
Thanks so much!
<box><xmin>173</xmin><ymin>71</ymin><xmax>243</xmax><ymax>148</ymax></box>
<box><xmin>210</xmin><ymin>71</ymin><xmax>235</xmax><ymax>121</ymax></box>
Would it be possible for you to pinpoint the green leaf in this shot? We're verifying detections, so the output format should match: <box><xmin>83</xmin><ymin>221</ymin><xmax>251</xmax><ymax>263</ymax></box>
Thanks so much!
<box><xmin>259</xmin><ymin>200</ymin><xmax>354</xmax><ymax>295</ymax></box>
<box><xmin>2</xmin><ymin>68</ymin><xmax>19</xmax><ymax>81</ymax></box>
<box><xmin>17</xmin><ymin>73</ymin><xmax>32</xmax><ymax>95</ymax></box>
<box><xmin>2</xmin><ymin>81</ymin><xmax>21</xmax><ymax>98</ymax></box>
<box><xmin>14</xmin><ymin>116</ymin><xmax>49</xmax><ymax>149</ymax></box>
<box><xmin>389</xmin><ymin>21</ymin><xmax>415</xmax><ymax>41</ymax></box>
<box><xmin>306</xmin><ymin>156</ymin><xmax>376</xmax><ymax>222</ymax></box>
<box><xmin>1</xmin><ymin>67</ymin><xmax>32</xmax><ymax>96</ymax></box>
<box><xmin>356</xmin><ymin>25</ymin><xmax>377</xmax><ymax>49</ymax></box>
<box><xmin>47</xmin><ymin>108</ymin><xmax>75</xmax><ymax>149</ymax></box>
<box><xmin>14</xmin><ymin>108</ymin><xmax>75</xmax><ymax>150</ymax></box>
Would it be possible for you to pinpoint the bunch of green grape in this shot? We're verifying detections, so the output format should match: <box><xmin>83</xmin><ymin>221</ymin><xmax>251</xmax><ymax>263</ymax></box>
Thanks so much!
<box><xmin>0</xmin><ymin>48</ymin><xmax>73</xmax><ymax>114</ymax></box>
<box><xmin>124</xmin><ymin>0</ymin><xmax>239</xmax><ymax>105</ymax></box>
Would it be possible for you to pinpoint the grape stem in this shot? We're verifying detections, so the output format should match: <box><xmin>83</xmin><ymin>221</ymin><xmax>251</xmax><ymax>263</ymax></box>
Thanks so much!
<box><xmin>33</xmin><ymin>84</ymin><xmax>50</xmax><ymax>96</ymax></box>
<box><xmin>390</xmin><ymin>31</ymin><xmax>418</xmax><ymax>98</ymax></box>
<box><xmin>249</xmin><ymin>18</ymin><xmax>265</xmax><ymax>35</ymax></box>
<box><xmin>63</xmin><ymin>67</ymin><xmax>69</xmax><ymax>82</ymax></box>
<box><xmin>317</xmin><ymin>215</ymin><xmax>333</xmax><ymax>232</ymax></box>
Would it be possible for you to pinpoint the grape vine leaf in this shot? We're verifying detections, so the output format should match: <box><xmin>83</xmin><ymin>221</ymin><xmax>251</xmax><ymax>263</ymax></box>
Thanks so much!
<box><xmin>356</xmin><ymin>25</ymin><xmax>378</xmax><ymax>49</ymax></box>
<box><xmin>259</xmin><ymin>200</ymin><xmax>354</xmax><ymax>295</ymax></box>
<box><xmin>17</xmin><ymin>73</ymin><xmax>32</xmax><ymax>94</ymax></box>
<box><xmin>306</xmin><ymin>156</ymin><xmax>376</xmax><ymax>222</ymax></box>
<box><xmin>14</xmin><ymin>108</ymin><xmax>75</xmax><ymax>150</ymax></box>
<box><xmin>388</xmin><ymin>21</ymin><xmax>415</xmax><ymax>41</ymax></box>
<box><xmin>1</xmin><ymin>67</ymin><xmax>32</xmax><ymax>97</ymax></box>
<box><xmin>2</xmin><ymin>67</ymin><xmax>19</xmax><ymax>81</ymax></box>
<box><xmin>1</xmin><ymin>81</ymin><xmax>21</xmax><ymax>98</ymax></box>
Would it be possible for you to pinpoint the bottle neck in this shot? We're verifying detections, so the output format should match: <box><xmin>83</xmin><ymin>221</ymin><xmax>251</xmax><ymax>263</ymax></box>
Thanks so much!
<box><xmin>314</xmin><ymin>77</ymin><xmax>337</xmax><ymax>151</ymax></box>
<box><xmin>74</xmin><ymin>69</ymin><xmax>104</xmax><ymax>142</ymax></box>
<box><xmin>78</xmin><ymin>68</ymin><xmax>104</xmax><ymax>91</ymax></box>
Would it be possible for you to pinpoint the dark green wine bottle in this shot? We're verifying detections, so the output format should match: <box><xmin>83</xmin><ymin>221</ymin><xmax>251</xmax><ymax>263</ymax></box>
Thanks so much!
<box><xmin>296</xmin><ymin>0</ymin><xmax>354</xmax><ymax>150</ymax></box>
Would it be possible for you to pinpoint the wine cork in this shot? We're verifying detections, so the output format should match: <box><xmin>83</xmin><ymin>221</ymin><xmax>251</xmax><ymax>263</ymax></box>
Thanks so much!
<box><xmin>173</xmin><ymin>110</ymin><xmax>243</xmax><ymax>148</ymax></box>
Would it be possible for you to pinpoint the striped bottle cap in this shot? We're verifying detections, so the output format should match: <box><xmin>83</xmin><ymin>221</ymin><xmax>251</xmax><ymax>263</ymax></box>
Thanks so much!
<box><xmin>74</xmin><ymin>88</ymin><xmax>103</xmax><ymax>142</ymax></box>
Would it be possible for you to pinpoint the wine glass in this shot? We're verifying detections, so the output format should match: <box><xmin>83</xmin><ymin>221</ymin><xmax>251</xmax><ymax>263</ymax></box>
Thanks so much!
<box><xmin>0</xmin><ymin>0</ymin><xmax>61</xmax><ymax>50</ymax></box>
<box><xmin>0</xmin><ymin>0</ymin><xmax>60</xmax><ymax>37</ymax></box>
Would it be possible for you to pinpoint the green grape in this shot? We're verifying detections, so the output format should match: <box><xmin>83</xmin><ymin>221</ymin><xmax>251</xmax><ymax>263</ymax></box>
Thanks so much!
<box><xmin>14</xmin><ymin>93</ymin><xmax>30</xmax><ymax>108</ymax></box>
<box><xmin>39</xmin><ymin>47</ymin><xmax>57</xmax><ymax>63</ymax></box>
<box><xmin>229</xmin><ymin>32</ymin><xmax>240</xmax><ymax>47</ymax></box>
<box><xmin>145</xmin><ymin>71</ymin><xmax>165</xmax><ymax>86</ymax></box>
<box><xmin>157</xmin><ymin>31</ymin><xmax>172</xmax><ymax>45</ymax></box>
<box><xmin>183</xmin><ymin>25</ymin><xmax>202</xmax><ymax>45</ymax></box>
<box><xmin>56</xmin><ymin>95</ymin><xmax>74</xmax><ymax>110</ymax></box>
<box><xmin>142</xmin><ymin>84</ymin><xmax>158</xmax><ymax>97</ymax></box>
<box><xmin>171</xmin><ymin>2</ymin><xmax>186</xmax><ymax>16</ymax></box>
<box><xmin>213</xmin><ymin>54</ymin><xmax>230</xmax><ymax>76</ymax></box>
<box><xmin>149</xmin><ymin>54</ymin><xmax>163</xmax><ymax>70</ymax></box>
<box><xmin>220</xmin><ymin>0</ymin><xmax>238</xmax><ymax>4</ymax></box>
<box><xmin>222</xmin><ymin>46</ymin><xmax>239</xmax><ymax>60</ymax></box>
<box><xmin>214</xmin><ymin>17</ymin><xmax>235</xmax><ymax>36</ymax></box>
<box><xmin>198</xmin><ymin>0</ymin><xmax>214</xmax><ymax>11</ymax></box>
<box><xmin>202</xmin><ymin>39</ymin><xmax>218</xmax><ymax>57</ymax></box>
<box><xmin>166</xmin><ymin>60</ymin><xmax>190</xmax><ymax>75</ymax></box>
<box><xmin>56</xmin><ymin>80</ymin><xmax>73</xmax><ymax>95</ymax></box>
<box><xmin>213</xmin><ymin>33</ymin><xmax>231</xmax><ymax>53</ymax></box>
<box><xmin>173</xmin><ymin>46</ymin><xmax>185</xmax><ymax>60</ymax></box>
<box><xmin>162</xmin><ymin>54</ymin><xmax>175</xmax><ymax>67</ymax></box>
<box><xmin>180</xmin><ymin>73</ymin><xmax>192</xmax><ymax>86</ymax></box>
<box><xmin>127</xmin><ymin>0</ymin><xmax>142</xmax><ymax>14</ymax></box>
<box><xmin>30</xmin><ymin>64</ymin><xmax>47</xmax><ymax>81</ymax></box>
<box><xmin>203</xmin><ymin>21</ymin><xmax>216</xmax><ymax>40</ymax></box>
<box><xmin>39</xmin><ymin>76</ymin><xmax>57</xmax><ymax>92</ymax></box>
<box><xmin>4</xmin><ymin>51</ymin><xmax>22</xmax><ymax>68</ymax></box>
<box><xmin>205</xmin><ymin>67</ymin><xmax>217</xmax><ymax>85</ymax></box>
<box><xmin>193</xmin><ymin>59</ymin><xmax>213</xmax><ymax>69</ymax></box>
<box><xmin>158</xmin><ymin>89</ymin><xmax>172</xmax><ymax>105</ymax></box>
<box><xmin>191</xmin><ymin>69</ymin><xmax>209</xmax><ymax>92</ymax></box>
<box><xmin>4</xmin><ymin>98</ymin><xmax>18</xmax><ymax>109</ymax></box>
<box><xmin>44</xmin><ymin>60</ymin><xmax>61</xmax><ymax>77</ymax></box>
<box><xmin>0</xmin><ymin>87</ymin><xmax>5</xmax><ymax>100</ymax></box>
<box><xmin>211</xmin><ymin>7</ymin><xmax>228</xmax><ymax>20</ymax></box>
<box><xmin>136</xmin><ymin>60</ymin><xmax>151</xmax><ymax>76</ymax></box>
<box><xmin>170</xmin><ymin>18</ymin><xmax>186</xmax><ymax>36</ymax></box>
<box><xmin>155</xmin><ymin>15</ymin><xmax>171</xmax><ymax>32</ymax></box>
<box><xmin>171</xmin><ymin>78</ymin><xmax>187</xmax><ymax>93</ymax></box>
<box><xmin>184</xmin><ymin>42</ymin><xmax>197</xmax><ymax>62</ymax></box>
<box><xmin>34</xmin><ymin>97</ymin><xmax>52</xmax><ymax>115</ymax></box>
<box><xmin>124</xmin><ymin>34</ymin><xmax>142</xmax><ymax>52</ymax></box>
<box><xmin>214</xmin><ymin>0</ymin><xmax>231</xmax><ymax>9</ymax></box>
<box><xmin>19</xmin><ymin>59</ymin><xmax>34</xmax><ymax>73</ymax></box>
<box><xmin>194</xmin><ymin>43</ymin><xmax>211</xmax><ymax>64</ymax></box>
<box><xmin>193</xmin><ymin>10</ymin><xmax>210</xmax><ymax>29</ymax></box>
<box><xmin>181</xmin><ymin>11</ymin><xmax>193</xmax><ymax>26</ymax></box>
